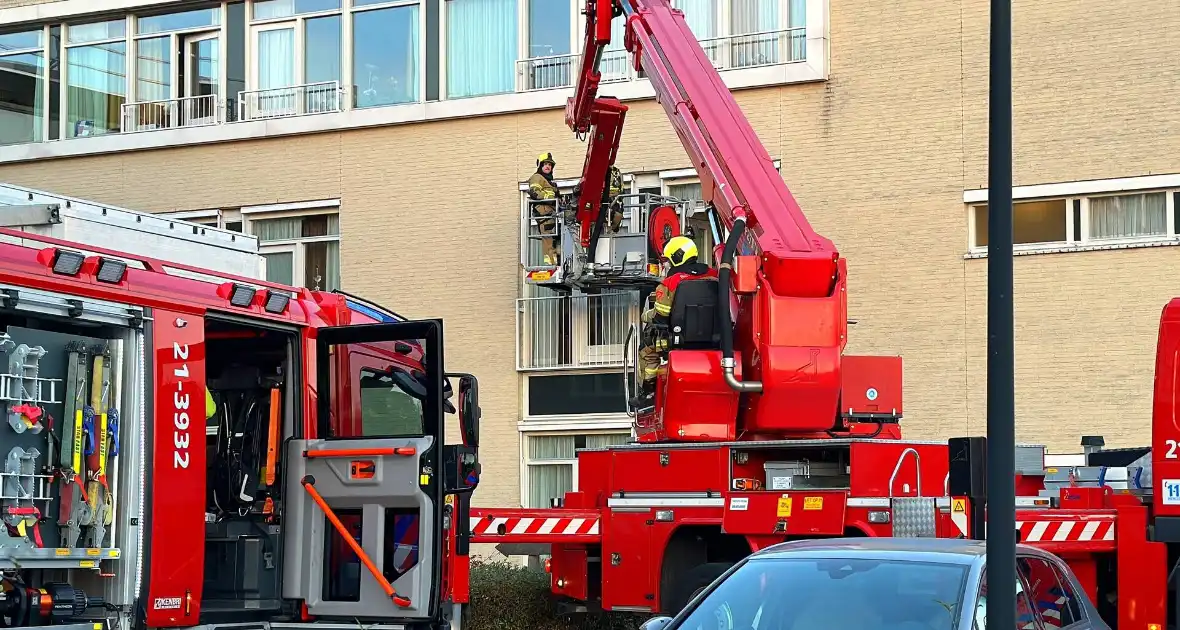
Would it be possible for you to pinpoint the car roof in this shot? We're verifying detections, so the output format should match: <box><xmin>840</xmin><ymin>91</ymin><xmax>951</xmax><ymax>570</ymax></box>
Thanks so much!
<box><xmin>747</xmin><ymin>537</ymin><xmax>1051</xmax><ymax>566</ymax></box>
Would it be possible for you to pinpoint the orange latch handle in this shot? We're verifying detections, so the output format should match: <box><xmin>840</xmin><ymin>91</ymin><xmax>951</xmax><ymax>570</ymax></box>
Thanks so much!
<box><xmin>305</xmin><ymin>447</ymin><xmax>416</xmax><ymax>459</ymax></box>
<box><xmin>301</xmin><ymin>476</ymin><xmax>411</xmax><ymax>607</ymax></box>
<box><xmin>264</xmin><ymin>387</ymin><xmax>281</xmax><ymax>486</ymax></box>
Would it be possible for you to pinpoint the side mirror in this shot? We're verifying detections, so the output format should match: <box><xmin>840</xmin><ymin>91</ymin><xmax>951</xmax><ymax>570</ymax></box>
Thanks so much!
<box><xmin>454</xmin><ymin>373</ymin><xmax>480</xmax><ymax>448</ymax></box>
<box><xmin>639</xmin><ymin>617</ymin><xmax>674</xmax><ymax>630</ymax></box>
<box><xmin>443</xmin><ymin>444</ymin><xmax>479</xmax><ymax>495</ymax></box>
<box><xmin>443</xmin><ymin>372</ymin><xmax>480</xmax><ymax>495</ymax></box>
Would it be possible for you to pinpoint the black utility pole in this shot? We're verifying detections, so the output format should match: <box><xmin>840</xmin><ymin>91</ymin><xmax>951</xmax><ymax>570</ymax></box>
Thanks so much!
<box><xmin>986</xmin><ymin>0</ymin><xmax>1016</xmax><ymax>628</ymax></box>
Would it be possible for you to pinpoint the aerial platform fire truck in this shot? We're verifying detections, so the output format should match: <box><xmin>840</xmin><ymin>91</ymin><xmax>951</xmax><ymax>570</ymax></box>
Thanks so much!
<box><xmin>0</xmin><ymin>185</ymin><xmax>481</xmax><ymax>630</ymax></box>
<box><xmin>472</xmin><ymin>1</ymin><xmax>1173</xmax><ymax>628</ymax></box>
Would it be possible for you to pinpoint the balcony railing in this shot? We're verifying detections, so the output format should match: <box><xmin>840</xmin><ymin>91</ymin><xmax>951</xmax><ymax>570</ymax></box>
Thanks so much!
<box><xmin>518</xmin><ymin>291</ymin><xmax>640</xmax><ymax>371</ymax></box>
<box><xmin>120</xmin><ymin>94</ymin><xmax>222</xmax><ymax>132</ymax></box>
<box><xmin>237</xmin><ymin>81</ymin><xmax>344</xmax><ymax>122</ymax></box>
<box><xmin>59</xmin><ymin>27</ymin><xmax>806</xmax><ymax>140</ymax></box>
<box><xmin>516</xmin><ymin>27</ymin><xmax>806</xmax><ymax>91</ymax></box>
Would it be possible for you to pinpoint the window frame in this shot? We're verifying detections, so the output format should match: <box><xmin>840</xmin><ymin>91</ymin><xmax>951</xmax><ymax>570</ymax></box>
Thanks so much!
<box><xmin>240</xmin><ymin>200</ymin><xmax>342</xmax><ymax>291</ymax></box>
<box><xmin>130</xmin><ymin>8</ymin><xmax>223</xmax><ymax>105</ymax></box>
<box><xmin>519</xmin><ymin>429</ymin><xmax>631</xmax><ymax>509</ymax></box>
<box><xmin>521</xmin><ymin>370</ymin><xmax>633</xmax><ymax>423</ymax></box>
<box><xmin>61</xmin><ymin>17</ymin><xmax>132</xmax><ymax>139</ymax></box>
<box><xmin>0</xmin><ymin>25</ymin><xmax>51</xmax><ymax>145</ymax></box>
<box><xmin>965</xmin><ymin>187</ymin><xmax>1180</xmax><ymax>257</ymax></box>
<box><xmin>348</xmin><ymin>0</ymin><xmax>425</xmax><ymax>108</ymax></box>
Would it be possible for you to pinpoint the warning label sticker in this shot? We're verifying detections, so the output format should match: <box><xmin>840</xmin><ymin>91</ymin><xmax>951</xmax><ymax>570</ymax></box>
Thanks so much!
<box><xmin>952</xmin><ymin>498</ymin><xmax>966</xmax><ymax>513</ymax></box>
<box><xmin>803</xmin><ymin>497</ymin><xmax>823</xmax><ymax>511</ymax></box>
<box><xmin>776</xmin><ymin>496</ymin><xmax>792</xmax><ymax>517</ymax></box>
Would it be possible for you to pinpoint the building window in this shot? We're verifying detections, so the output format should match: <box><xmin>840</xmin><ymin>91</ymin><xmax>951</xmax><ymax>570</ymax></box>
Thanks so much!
<box><xmin>247</xmin><ymin>209</ymin><xmax>341</xmax><ymax>291</ymax></box>
<box><xmin>126</xmin><ymin>8</ymin><xmax>221</xmax><ymax>131</ymax></box>
<box><xmin>352</xmin><ymin>1</ymin><xmax>420</xmax><ymax>108</ymax></box>
<box><xmin>518</xmin><ymin>285</ymin><xmax>639</xmax><ymax>370</ymax></box>
<box><xmin>159</xmin><ymin>208</ymin><xmax>245</xmax><ymax>232</ymax></box>
<box><xmin>0</xmin><ymin>29</ymin><xmax>46</xmax><ymax>145</ymax></box>
<box><xmin>516</xmin><ymin>0</ymin><xmax>575</xmax><ymax>90</ymax></box>
<box><xmin>968</xmin><ymin>189</ymin><xmax>1177</xmax><ymax>253</ymax></box>
<box><xmin>247</xmin><ymin>0</ymin><xmax>345</xmax><ymax>119</ymax></box>
<box><xmin>64</xmin><ymin>18</ymin><xmax>127</xmax><ymax>138</ymax></box>
<box><xmin>526</xmin><ymin>372</ymin><xmax>628</xmax><ymax>417</ymax></box>
<box><xmin>445</xmin><ymin>0</ymin><xmax>517</xmax><ymax>98</ymax></box>
<box><xmin>676</xmin><ymin>0</ymin><xmax>806</xmax><ymax>67</ymax></box>
<box><xmin>523</xmin><ymin>432</ymin><xmax>629</xmax><ymax>508</ymax></box>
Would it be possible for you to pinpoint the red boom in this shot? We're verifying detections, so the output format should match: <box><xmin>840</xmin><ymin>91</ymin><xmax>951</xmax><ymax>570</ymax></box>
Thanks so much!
<box><xmin>566</xmin><ymin>0</ymin><xmax>847</xmax><ymax>435</ymax></box>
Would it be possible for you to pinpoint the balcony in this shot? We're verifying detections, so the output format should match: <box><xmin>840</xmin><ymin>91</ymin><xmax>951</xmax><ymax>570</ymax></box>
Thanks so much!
<box><xmin>237</xmin><ymin>81</ymin><xmax>344</xmax><ymax>122</ymax></box>
<box><xmin>0</xmin><ymin>19</ymin><xmax>820</xmax><ymax>164</ymax></box>
<box><xmin>121</xmin><ymin>94</ymin><xmax>223</xmax><ymax>132</ymax></box>
<box><xmin>515</xmin><ymin>27</ymin><xmax>806</xmax><ymax>92</ymax></box>
<box><xmin>517</xmin><ymin>291</ymin><xmax>640</xmax><ymax>371</ymax></box>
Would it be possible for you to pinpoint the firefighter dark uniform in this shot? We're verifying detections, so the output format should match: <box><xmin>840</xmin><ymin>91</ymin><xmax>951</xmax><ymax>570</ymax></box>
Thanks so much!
<box><xmin>527</xmin><ymin>152</ymin><xmax>560</xmax><ymax>265</ymax></box>
<box><xmin>606</xmin><ymin>165</ymin><xmax>626</xmax><ymax>233</ymax></box>
<box><xmin>636</xmin><ymin>236</ymin><xmax>717</xmax><ymax>404</ymax></box>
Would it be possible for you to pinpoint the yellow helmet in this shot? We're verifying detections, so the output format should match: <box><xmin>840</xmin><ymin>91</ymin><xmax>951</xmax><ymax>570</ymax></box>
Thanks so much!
<box><xmin>537</xmin><ymin>152</ymin><xmax>556</xmax><ymax>168</ymax></box>
<box><xmin>662</xmin><ymin>235</ymin><xmax>698</xmax><ymax>267</ymax></box>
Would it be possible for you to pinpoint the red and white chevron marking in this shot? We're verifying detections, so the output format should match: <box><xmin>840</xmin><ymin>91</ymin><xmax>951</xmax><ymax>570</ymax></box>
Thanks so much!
<box><xmin>1016</xmin><ymin>518</ymin><xmax>1114</xmax><ymax>543</ymax></box>
<box><xmin>470</xmin><ymin>516</ymin><xmax>600</xmax><ymax>537</ymax></box>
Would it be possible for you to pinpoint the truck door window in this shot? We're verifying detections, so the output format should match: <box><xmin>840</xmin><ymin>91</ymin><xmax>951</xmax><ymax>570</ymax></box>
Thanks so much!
<box><xmin>352</xmin><ymin>364</ymin><xmax>424</xmax><ymax>437</ymax></box>
<box><xmin>1017</xmin><ymin>556</ymin><xmax>1084</xmax><ymax>628</ymax></box>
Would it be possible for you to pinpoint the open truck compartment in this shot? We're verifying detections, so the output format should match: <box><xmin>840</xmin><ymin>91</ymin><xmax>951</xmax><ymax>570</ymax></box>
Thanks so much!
<box><xmin>0</xmin><ymin>183</ymin><xmax>478</xmax><ymax>630</ymax></box>
<box><xmin>200</xmin><ymin>317</ymin><xmax>295</xmax><ymax>622</ymax></box>
<box><xmin>0</xmin><ymin>288</ymin><xmax>145</xmax><ymax>630</ymax></box>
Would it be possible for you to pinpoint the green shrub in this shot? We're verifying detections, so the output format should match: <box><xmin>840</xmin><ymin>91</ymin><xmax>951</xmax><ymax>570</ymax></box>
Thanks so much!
<box><xmin>468</xmin><ymin>559</ymin><xmax>648</xmax><ymax>630</ymax></box>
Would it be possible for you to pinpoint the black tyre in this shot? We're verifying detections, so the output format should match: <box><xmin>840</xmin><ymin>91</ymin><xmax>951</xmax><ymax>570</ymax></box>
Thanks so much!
<box><xmin>664</xmin><ymin>562</ymin><xmax>733</xmax><ymax>616</ymax></box>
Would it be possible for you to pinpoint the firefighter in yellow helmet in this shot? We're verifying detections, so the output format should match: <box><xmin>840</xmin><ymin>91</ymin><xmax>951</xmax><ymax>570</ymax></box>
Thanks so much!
<box><xmin>633</xmin><ymin>235</ymin><xmax>717</xmax><ymax>409</ymax></box>
<box><xmin>527</xmin><ymin>152</ymin><xmax>561</xmax><ymax>266</ymax></box>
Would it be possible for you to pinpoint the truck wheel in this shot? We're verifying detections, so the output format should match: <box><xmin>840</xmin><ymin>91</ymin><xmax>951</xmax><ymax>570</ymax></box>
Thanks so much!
<box><xmin>665</xmin><ymin>562</ymin><xmax>732</xmax><ymax>615</ymax></box>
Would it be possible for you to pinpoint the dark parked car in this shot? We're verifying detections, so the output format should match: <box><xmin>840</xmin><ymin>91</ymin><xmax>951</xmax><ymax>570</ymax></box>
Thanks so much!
<box><xmin>641</xmin><ymin>537</ymin><xmax>1109</xmax><ymax>630</ymax></box>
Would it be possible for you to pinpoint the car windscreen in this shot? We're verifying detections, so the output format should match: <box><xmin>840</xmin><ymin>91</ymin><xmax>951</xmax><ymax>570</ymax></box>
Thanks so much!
<box><xmin>674</xmin><ymin>556</ymin><xmax>971</xmax><ymax>630</ymax></box>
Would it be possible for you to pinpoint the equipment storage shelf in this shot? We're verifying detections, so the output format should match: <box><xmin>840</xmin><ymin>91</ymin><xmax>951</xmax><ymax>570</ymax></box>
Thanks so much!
<box><xmin>0</xmin><ymin>320</ymin><xmax>128</xmax><ymax>570</ymax></box>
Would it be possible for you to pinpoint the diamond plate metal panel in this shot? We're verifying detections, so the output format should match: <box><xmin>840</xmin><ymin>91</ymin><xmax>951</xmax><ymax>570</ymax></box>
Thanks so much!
<box><xmin>1015</xmin><ymin>444</ymin><xmax>1046</xmax><ymax>474</ymax></box>
<box><xmin>891</xmin><ymin>497</ymin><xmax>937</xmax><ymax>537</ymax></box>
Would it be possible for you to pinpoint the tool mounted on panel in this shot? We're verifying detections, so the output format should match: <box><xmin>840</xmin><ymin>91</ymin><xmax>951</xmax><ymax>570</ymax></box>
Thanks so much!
<box><xmin>57</xmin><ymin>342</ymin><xmax>92</xmax><ymax>549</ymax></box>
<box><xmin>82</xmin><ymin>343</ymin><xmax>115</xmax><ymax>549</ymax></box>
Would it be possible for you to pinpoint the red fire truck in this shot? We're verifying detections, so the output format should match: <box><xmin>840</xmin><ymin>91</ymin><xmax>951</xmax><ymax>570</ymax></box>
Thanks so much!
<box><xmin>471</xmin><ymin>1</ymin><xmax>1170</xmax><ymax>629</ymax></box>
<box><xmin>0</xmin><ymin>194</ymin><xmax>480</xmax><ymax>630</ymax></box>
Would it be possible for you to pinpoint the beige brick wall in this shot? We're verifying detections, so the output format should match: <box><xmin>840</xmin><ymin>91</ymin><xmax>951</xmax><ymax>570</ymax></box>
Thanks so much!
<box><xmin>0</xmin><ymin>0</ymin><xmax>1177</xmax><ymax>516</ymax></box>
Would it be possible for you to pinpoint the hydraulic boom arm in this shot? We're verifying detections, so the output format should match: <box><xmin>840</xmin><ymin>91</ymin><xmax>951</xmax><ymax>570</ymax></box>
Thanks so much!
<box><xmin>567</xmin><ymin>0</ymin><xmax>850</xmax><ymax>435</ymax></box>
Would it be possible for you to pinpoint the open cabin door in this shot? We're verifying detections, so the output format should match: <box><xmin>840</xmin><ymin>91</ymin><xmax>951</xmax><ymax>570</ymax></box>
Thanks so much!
<box><xmin>283</xmin><ymin>320</ymin><xmax>445</xmax><ymax>626</ymax></box>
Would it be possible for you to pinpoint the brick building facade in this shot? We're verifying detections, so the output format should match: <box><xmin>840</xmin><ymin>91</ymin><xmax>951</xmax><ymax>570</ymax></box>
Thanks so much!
<box><xmin>0</xmin><ymin>0</ymin><xmax>1176</xmax><ymax>515</ymax></box>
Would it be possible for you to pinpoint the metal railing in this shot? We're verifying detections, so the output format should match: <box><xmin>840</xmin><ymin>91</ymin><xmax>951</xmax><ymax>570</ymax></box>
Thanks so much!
<box><xmin>120</xmin><ymin>94</ymin><xmax>222</xmax><ymax>132</ymax></box>
<box><xmin>237</xmin><ymin>80</ymin><xmax>344</xmax><ymax>122</ymax></box>
<box><xmin>517</xmin><ymin>291</ymin><xmax>641</xmax><ymax>370</ymax></box>
<box><xmin>516</xmin><ymin>27</ymin><xmax>806</xmax><ymax>91</ymax></box>
<box><xmin>698</xmin><ymin>27</ymin><xmax>807</xmax><ymax>71</ymax></box>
